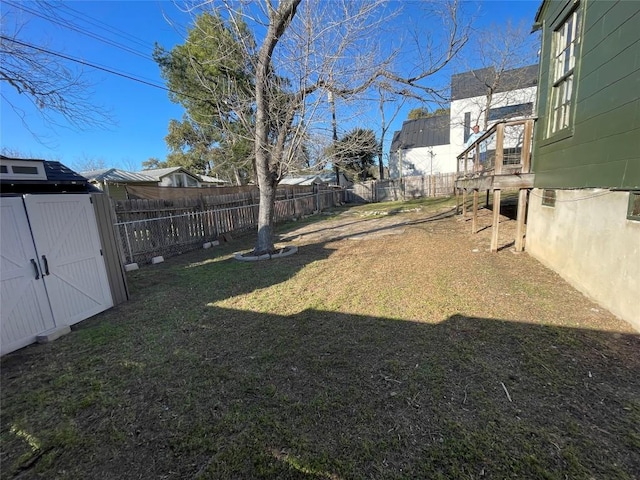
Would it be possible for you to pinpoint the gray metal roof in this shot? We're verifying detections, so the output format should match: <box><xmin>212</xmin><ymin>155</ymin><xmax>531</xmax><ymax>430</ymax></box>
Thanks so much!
<box><xmin>451</xmin><ymin>64</ymin><xmax>539</xmax><ymax>101</ymax></box>
<box><xmin>280</xmin><ymin>175</ymin><xmax>325</xmax><ymax>186</ymax></box>
<box><xmin>81</xmin><ymin>168</ymin><xmax>156</xmax><ymax>183</ymax></box>
<box><xmin>199</xmin><ymin>174</ymin><xmax>229</xmax><ymax>184</ymax></box>
<box><xmin>390</xmin><ymin>115</ymin><xmax>450</xmax><ymax>151</ymax></box>
<box><xmin>136</xmin><ymin>167</ymin><xmax>187</xmax><ymax>180</ymax></box>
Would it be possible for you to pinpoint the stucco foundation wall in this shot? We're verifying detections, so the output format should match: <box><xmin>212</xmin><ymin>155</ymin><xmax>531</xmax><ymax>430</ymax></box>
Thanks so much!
<box><xmin>527</xmin><ymin>189</ymin><xmax>640</xmax><ymax>331</ymax></box>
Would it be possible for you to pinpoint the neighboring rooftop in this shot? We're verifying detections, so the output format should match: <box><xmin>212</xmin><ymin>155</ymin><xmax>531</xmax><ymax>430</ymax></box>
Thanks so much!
<box><xmin>280</xmin><ymin>175</ymin><xmax>325</xmax><ymax>186</ymax></box>
<box><xmin>451</xmin><ymin>64</ymin><xmax>539</xmax><ymax>101</ymax></box>
<box><xmin>1</xmin><ymin>155</ymin><xmax>98</xmax><ymax>192</ymax></box>
<box><xmin>81</xmin><ymin>168</ymin><xmax>157</xmax><ymax>183</ymax></box>
<box><xmin>137</xmin><ymin>167</ymin><xmax>200</xmax><ymax>181</ymax></box>
<box><xmin>390</xmin><ymin>115</ymin><xmax>450</xmax><ymax>151</ymax></box>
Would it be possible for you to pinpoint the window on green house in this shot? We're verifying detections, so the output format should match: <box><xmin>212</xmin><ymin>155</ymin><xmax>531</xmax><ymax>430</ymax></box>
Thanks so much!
<box><xmin>548</xmin><ymin>6</ymin><xmax>581</xmax><ymax>136</ymax></box>
<box><xmin>628</xmin><ymin>192</ymin><xmax>640</xmax><ymax>221</ymax></box>
<box><xmin>542</xmin><ymin>189</ymin><xmax>556</xmax><ymax>207</ymax></box>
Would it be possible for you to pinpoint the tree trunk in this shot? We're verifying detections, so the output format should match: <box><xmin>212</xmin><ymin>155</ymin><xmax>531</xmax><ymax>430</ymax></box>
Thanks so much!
<box><xmin>252</xmin><ymin>0</ymin><xmax>301</xmax><ymax>256</ymax></box>
<box><xmin>255</xmin><ymin>173</ymin><xmax>277</xmax><ymax>255</ymax></box>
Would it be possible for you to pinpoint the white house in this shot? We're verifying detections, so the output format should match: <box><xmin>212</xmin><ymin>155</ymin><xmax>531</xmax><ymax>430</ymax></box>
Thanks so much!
<box><xmin>390</xmin><ymin>65</ymin><xmax>538</xmax><ymax>177</ymax></box>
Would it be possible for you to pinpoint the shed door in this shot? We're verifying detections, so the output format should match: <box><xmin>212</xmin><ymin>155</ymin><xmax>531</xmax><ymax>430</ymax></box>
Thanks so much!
<box><xmin>0</xmin><ymin>197</ymin><xmax>55</xmax><ymax>355</ymax></box>
<box><xmin>24</xmin><ymin>194</ymin><xmax>113</xmax><ymax>326</ymax></box>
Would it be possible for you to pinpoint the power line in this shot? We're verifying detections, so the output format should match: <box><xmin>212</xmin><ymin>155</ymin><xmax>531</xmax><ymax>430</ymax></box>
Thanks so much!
<box><xmin>1</xmin><ymin>35</ymin><xmax>205</xmax><ymax>103</ymax></box>
<box><xmin>57</xmin><ymin>2</ymin><xmax>155</xmax><ymax>51</ymax></box>
<box><xmin>4</xmin><ymin>0</ymin><xmax>155</xmax><ymax>62</ymax></box>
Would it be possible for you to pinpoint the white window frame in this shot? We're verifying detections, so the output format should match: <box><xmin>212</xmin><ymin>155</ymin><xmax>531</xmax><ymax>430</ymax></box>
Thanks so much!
<box><xmin>548</xmin><ymin>6</ymin><xmax>581</xmax><ymax>137</ymax></box>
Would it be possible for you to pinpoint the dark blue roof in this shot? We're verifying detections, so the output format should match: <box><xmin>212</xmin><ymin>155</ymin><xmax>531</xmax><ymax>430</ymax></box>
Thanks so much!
<box><xmin>0</xmin><ymin>156</ymin><xmax>99</xmax><ymax>193</ymax></box>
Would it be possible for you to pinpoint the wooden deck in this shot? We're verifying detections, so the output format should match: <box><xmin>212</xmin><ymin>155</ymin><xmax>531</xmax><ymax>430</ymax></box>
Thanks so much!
<box><xmin>454</xmin><ymin>118</ymin><xmax>535</xmax><ymax>253</ymax></box>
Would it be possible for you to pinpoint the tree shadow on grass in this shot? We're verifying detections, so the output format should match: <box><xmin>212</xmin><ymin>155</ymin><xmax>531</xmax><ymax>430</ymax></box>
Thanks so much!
<box><xmin>1</xmin><ymin>307</ymin><xmax>638</xmax><ymax>479</ymax></box>
<box><xmin>3</xmin><ymin>205</ymin><xmax>637</xmax><ymax>478</ymax></box>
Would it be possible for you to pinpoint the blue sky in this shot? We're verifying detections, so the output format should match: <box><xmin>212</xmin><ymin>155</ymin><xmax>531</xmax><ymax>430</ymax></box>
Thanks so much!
<box><xmin>1</xmin><ymin>0</ymin><xmax>540</xmax><ymax>173</ymax></box>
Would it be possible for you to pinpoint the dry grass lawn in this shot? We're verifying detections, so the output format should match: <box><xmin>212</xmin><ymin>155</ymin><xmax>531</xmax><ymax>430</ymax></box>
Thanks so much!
<box><xmin>1</xmin><ymin>196</ymin><xmax>639</xmax><ymax>479</ymax></box>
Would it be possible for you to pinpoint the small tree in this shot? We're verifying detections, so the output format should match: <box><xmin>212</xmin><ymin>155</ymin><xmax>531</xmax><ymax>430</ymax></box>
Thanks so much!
<box><xmin>407</xmin><ymin>107</ymin><xmax>430</xmax><ymax>120</ymax></box>
<box><xmin>333</xmin><ymin>128</ymin><xmax>378</xmax><ymax>181</ymax></box>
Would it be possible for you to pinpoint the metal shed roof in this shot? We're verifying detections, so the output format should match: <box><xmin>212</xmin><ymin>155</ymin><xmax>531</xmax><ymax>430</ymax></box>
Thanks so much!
<box><xmin>81</xmin><ymin>168</ymin><xmax>156</xmax><ymax>183</ymax></box>
<box><xmin>280</xmin><ymin>175</ymin><xmax>325</xmax><ymax>186</ymax></box>
<box><xmin>138</xmin><ymin>167</ymin><xmax>201</xmax><ymax>181</ymax></box>
<box><xmin>390</xmin><ymin>115</ymin><xmax>450</xmax><ymax>151</ymax></box>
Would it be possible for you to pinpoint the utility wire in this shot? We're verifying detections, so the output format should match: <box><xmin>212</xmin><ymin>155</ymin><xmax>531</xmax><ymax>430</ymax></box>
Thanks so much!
<box><xmin>1</xmin><ymin>35</ymin><xmax>206</xmax><ymax>103</ymax></box>
<box><xmin>56</xmin><ymin>2</ymin><xmax>154</xmax><ymax>50</ymax></box>
<box><xmin>4</xmin><ymin>0</ymin><xmax>154</xmax><ymax>61</ymax></box>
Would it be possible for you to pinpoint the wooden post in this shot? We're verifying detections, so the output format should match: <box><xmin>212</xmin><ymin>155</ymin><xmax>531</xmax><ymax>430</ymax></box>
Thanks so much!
<box><xmin>455</xmin><ymin>188</ymin><xmax>460</xmax><ymax>214</ymax></box>
<box><xmin>490</xmin><ymin>189</ymin><xmax>502</xmax><ymax>252</ymax></box>
<box><xmin>494</xmin><ymin>123</ymin><xmax>505</xmax><ymax>175</ymax></box>
<box><xmin>486</xmin><ymin>189</ymin><xmax>490</xmax><ymax>207</ymax></box>
<box><xmin>521</xmin><ymin>119</ymin><xmax>533</xmax><ymax>173</ymax></box>
<box><xmin>462</xmin><ymin>189</ymin><xmax>468</xmax><ymax>216</ymax></box>
<box><xmin>432</xmin><ymin>175</ymin><xmax>436</xmax><ymax>197</ymax></box>
<box><xmin>472</xmin><ymin>189</ymin><xmax>479</xmax><ymax>234</ymax></box>
<box><xmin>515</xmin><ymin>188</ymin><xmax>528</xmax><ymax>252</ymax></box>
<box><xmin>474</xmin><ymin>145</ymin><xmax>479</xmax><ymax>172</ymax></box>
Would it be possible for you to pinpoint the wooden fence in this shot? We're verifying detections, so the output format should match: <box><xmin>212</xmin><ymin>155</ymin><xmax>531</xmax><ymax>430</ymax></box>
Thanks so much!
<box><xmin>112</xmin><ymin>174</ymin><xmax>453</xmax><ymax>264</ymax></box>
<box><xmin>346</xmin><ymin>173</ymin><xmax>456</xmax><ymax>203</ymax></box>
<box><xmin>115</xmin><ymin>189</ymin><xmax>343</xmax><ymax>264</ymax></box>
<box><xmin>114</xmin><ymin>185</ymin><xmax>314</xmax><ymax>224</ymax></box>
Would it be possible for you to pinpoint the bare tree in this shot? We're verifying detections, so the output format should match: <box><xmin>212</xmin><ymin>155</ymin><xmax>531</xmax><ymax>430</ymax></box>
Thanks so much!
<box><xmin>0</xmin><ymin>7</ymin><xmax>112</xmax><ymax>134</ymax></box>
<box><xmin>70</xmin><ymin>154</ymin><xmax>107</xmax><ymax>173</ymax></box>
<box><xmin>459</xmin><ymin>19</ymin><xmax>540</xmax><ymax>129</ymax></box>
<box><xmin>185</xmin><ymin>0</ymin><xmax>468</xmax><ymax>255</ymax></box>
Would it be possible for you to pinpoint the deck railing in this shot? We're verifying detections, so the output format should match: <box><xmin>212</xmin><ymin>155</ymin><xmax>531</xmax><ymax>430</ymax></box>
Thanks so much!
<box><xmin>455</xmin><ymin>118</ymin><xmax>536</xmax><ymax>253</ymax></box>
<box><xmin>457</xmin><ymin>118</ymin><xmax>534</xmax><ymax>177</ymax></box>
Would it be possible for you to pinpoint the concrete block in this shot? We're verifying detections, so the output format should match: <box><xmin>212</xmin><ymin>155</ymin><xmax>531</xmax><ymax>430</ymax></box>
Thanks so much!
<box><xmin>211</xmin><ymin>240</ymin><xmax>220</xmax><ymax>246</ymax></box>
<box><xmin>124</xmin><ymin>263</ymin><xmax>139</xmax><ymax>271</ymax></box>
<box><xmin>37</xmin><ymin>325</ymin><xmax>71</xmax><ymax>344</ymax></box>
<box><xmin>151</xmin><ymin>256</ymin><xmax>164</xmax><ymax>264</ymax></box>
<box><xmin>203</xmin><ymin>242</ymin><xmax>212</xmax><ymax>249</ymax></box>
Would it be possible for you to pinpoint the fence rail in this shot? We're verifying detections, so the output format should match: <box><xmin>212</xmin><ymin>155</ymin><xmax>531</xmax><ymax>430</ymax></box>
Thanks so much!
<box><xmin>113</xmin><ymin>175</ymin><xmax>451</xmax><ymax>264</ymax></box>
<box><xmin>115</xmin><ymin>190</ymin><xmax>343</xmax><ymax>264</ymax></box>
<box><xmin>346</xmin><ymin>173</ymin><xmax>456</xmax><ymax>203</ymax></box>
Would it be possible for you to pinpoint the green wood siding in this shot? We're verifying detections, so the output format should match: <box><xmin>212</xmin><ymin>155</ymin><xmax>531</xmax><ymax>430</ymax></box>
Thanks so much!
<box><xmin>533</xmin><ymin>0</ymin><xmax>640</xmax><ymax>189</ymax></box>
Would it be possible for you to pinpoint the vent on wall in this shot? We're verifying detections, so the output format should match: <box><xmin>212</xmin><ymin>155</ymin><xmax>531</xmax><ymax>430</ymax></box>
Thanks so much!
<box><xmin>628</xmin><ymin>192</ymin><xmax>640</xmax><ymax>221</ymax></box>
<box><xmin>542</xmin><ymin>189</ymin><xmax>556</xmax><ymax>207</ymax></box>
